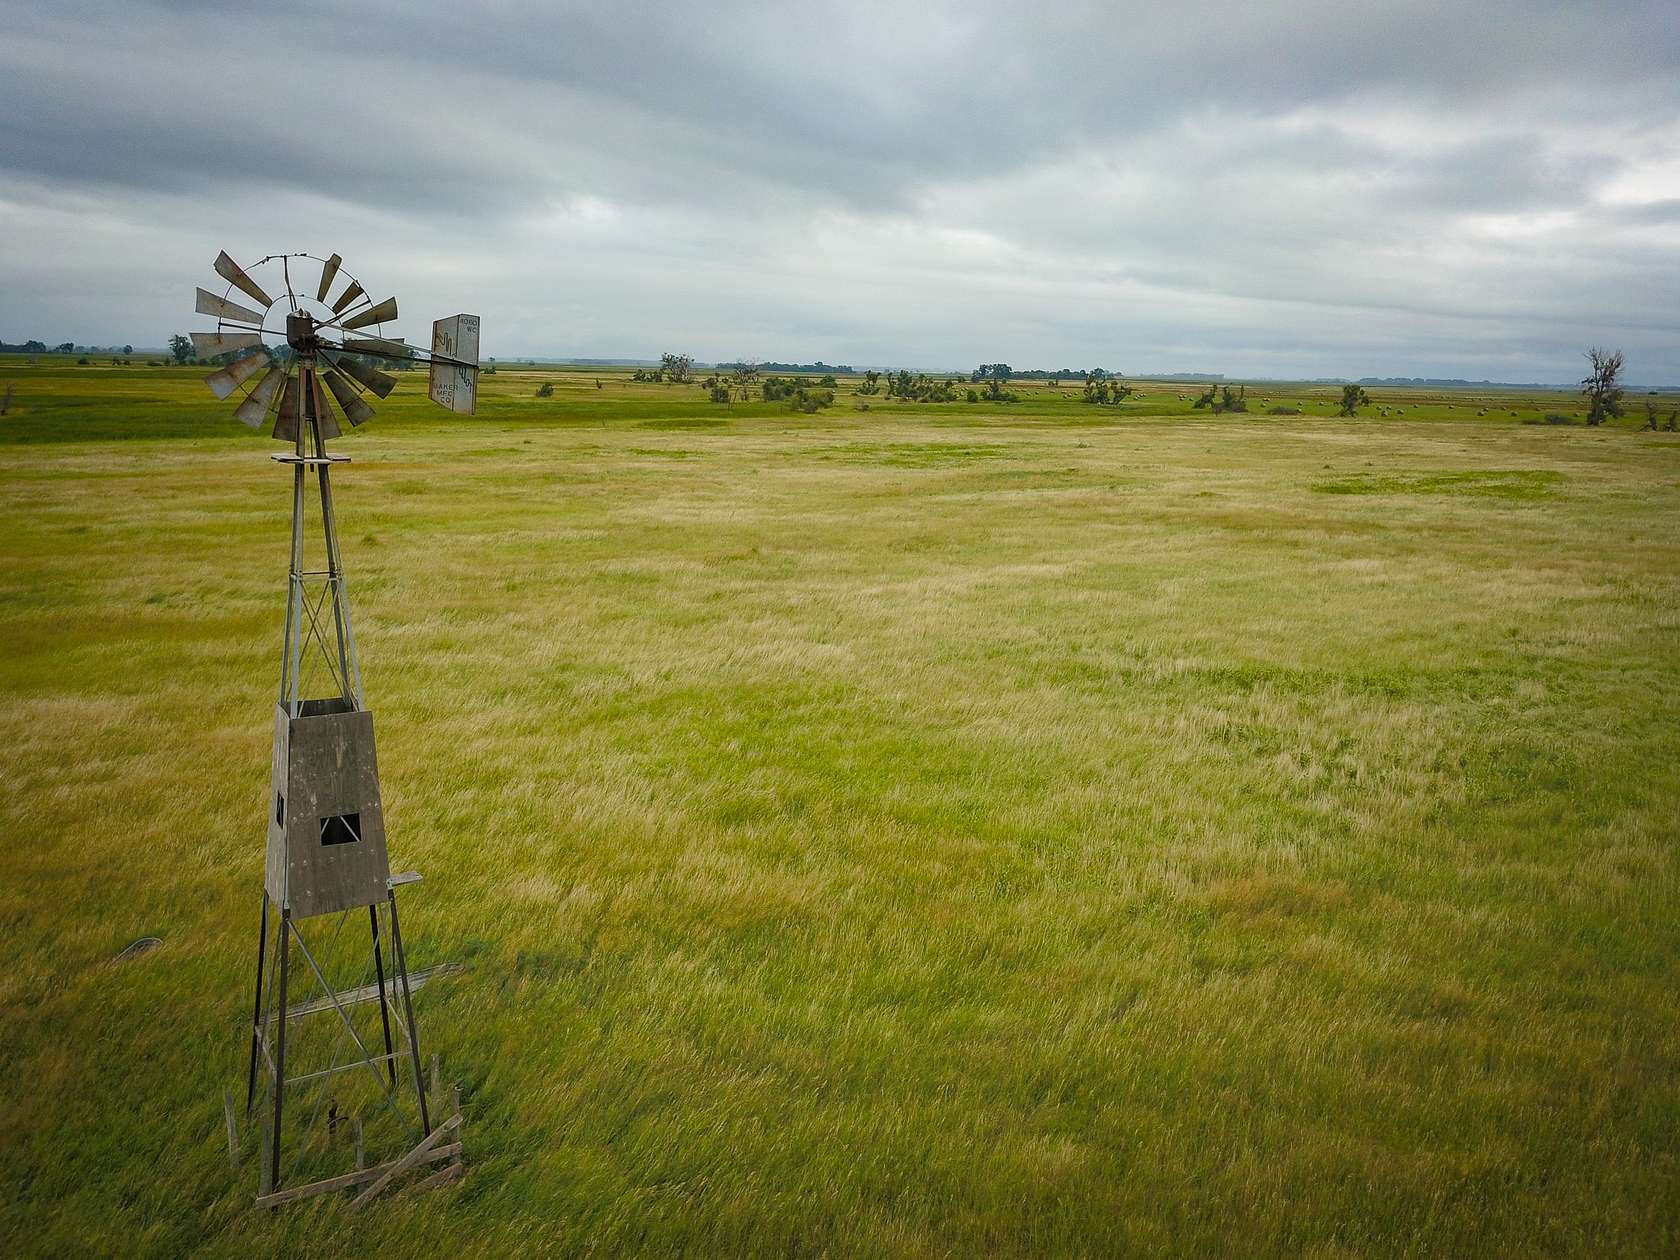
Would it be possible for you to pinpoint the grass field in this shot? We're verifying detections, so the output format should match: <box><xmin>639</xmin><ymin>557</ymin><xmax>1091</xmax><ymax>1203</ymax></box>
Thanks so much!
<box><xmin>2</xmin><ymin>358</ymin><xmax>1679</xmax><ymax>1256</ymax></box>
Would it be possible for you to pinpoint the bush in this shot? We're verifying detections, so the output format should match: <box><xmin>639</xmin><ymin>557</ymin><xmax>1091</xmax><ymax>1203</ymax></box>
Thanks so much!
<box><xmin>76</xmin><ymin>357</ymin><xmax>90</xmax><ymax>365</ymax></box>
<box><xmin>820</xmin><ymin>374</ymin><xmax>837</xmax><ymax>387</ymax></box>
<box><xmin>1081</xmin><ymin>374</ymin><xmax>1132</xmax><ymax>406</ymax></box>
<box><xmin>1193</xmin><ymin>384</ymin><xmax>1248</xmax><ymax>413</ymax></box>
<box><xmin>1267</xmin><ymin>406</ymin><xmax>1302</xmax><ymax>415</ymax></box>
<box><xmin>535</xmin><ymin>382</ymin><xmax>554</xmax><ymax>398</ymax></box>
<box><xmin>966</xmin><ymin>389</ymin><xmax>980</xmax><ymax>403</ymax></box>
<box><xmin>709</xmin><ymin>385</ymin><xmax>731</xmax><ymax>404</ymax></box>
<box><xmin>762</xmin><ymin>376</ymin><xmax>834</xmax><ymax>412</ymax></box>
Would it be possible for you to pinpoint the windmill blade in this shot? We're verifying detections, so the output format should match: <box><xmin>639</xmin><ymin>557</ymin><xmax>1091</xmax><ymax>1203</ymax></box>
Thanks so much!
<box><xmin>232</xmin><ymin>365</ymin><xmax>286</xmax><ymax>427</ymax></box>
<box><xmin>330</xmin><ymin>281</ymin><xmax>366</xmax><ymax>315</ymax></box>
<box><xmin>341</xmin><ymin>335</ymin><xmax>408</xmax><ymax>359</ymax></box>
<box><xmin>308</xmin><ymin>371</ymin><xmax>343</xmax><ymax>441</ymax></box>
<box><xmin>321</xmin><ymin>350</ymin><xmax>397</xmax><ymax>399</ymax></box>
<box><xmin>204</xmin><ymin>347</ymin><xmax>270</xmax><ymax>400</ymax></box>
<box><xmin>195</xmin><ymin>287</ymin><xmax>267</xmax><ymax>327</ymax></box>
<box><xmin>272</xmin><ymin>370</ymin><xmax>301</xmax><ymax>443</ymax></box>
<box><xmin>192</xmin><ymin>330</ymin><xmax>263</xmax><ymax>358</ymax></box>
<box><xmin>323</xmin><ymin>368</ymin><xmax>376</xmax><ymax>427</ymax></box>
<box><xmin>213</xmin><ymin>250</ymin><xmax>274</xmax><ymax>309</ymax></box>
<box><xmin>341</xmin><ymin>296</ymin><xmax>398</xmax><ymax>331</ymax></box>
<box><xmin>316</xmin><ymin>253</ymin><xmax>343</xmax><ymax>302</ymax></box>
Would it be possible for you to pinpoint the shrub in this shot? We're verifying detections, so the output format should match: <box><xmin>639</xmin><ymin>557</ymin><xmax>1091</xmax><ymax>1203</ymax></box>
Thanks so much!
<box><xmin>535</xmin><ymin>382</ymin><xmax>554</xmax><ymax>398</ymax></box>
<box><xmin>1081</xmin><ymin>374</ymin><xmax>1133</xmax><ymax>406</ymax></box>
<box><xmin>1640</xmin><ymin>401</ymin><xmax>1678</xmax><ymax>431</ymax></box>
<box><xmin>1267</xmin><ymin>406</ymin><xmax>1302</xmax><ymax>415</ymax></box>
<box><xmin>710</xmin><ymin>385</ymin><xmax>731</xmax><ymax>404</ymax></box>
<box><xmin>1193</xmin><ymin>384</ymin><xmax>1248</xmax><ymax>413</ymax></box>
<box><xmin>1338</xmin><ymin>384</ymin><xmax>1371</xmax><ymax>417</ymax></box>
<box><xmin>762</xmin><ymin>376</ymin><xmax>833</xmax><ymax>412</ymax></box>
<box><xmin>966</xmin><ymin>389</ymin><xmax>980</xmax><ymax>403</ymax></box>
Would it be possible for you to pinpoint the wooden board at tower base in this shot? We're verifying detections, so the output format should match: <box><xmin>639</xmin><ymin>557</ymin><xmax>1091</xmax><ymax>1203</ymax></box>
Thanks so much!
<box><xmin>429</xmin><ymin>314</ymin><xmax>480</xmax><ymax>415</ymax></box>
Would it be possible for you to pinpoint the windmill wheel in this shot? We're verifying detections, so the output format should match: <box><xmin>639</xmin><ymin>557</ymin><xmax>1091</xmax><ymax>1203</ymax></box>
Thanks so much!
<box><xmin>194</xmin><ymin>250</ymin><xmax>479</xmax><ymax>441</ymax></box>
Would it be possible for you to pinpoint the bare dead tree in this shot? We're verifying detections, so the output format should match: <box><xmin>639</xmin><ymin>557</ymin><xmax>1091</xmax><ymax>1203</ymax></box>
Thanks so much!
<box><xmin>1581</xmin><ymin>347</ymin><xmax>1625</xmax><ymax>427</ymax></box>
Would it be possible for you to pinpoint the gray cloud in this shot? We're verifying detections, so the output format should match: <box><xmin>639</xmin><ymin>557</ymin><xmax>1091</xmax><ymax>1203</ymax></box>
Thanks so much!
<box><xmin>1</xmin><ymin>0</ymin><xmax>1677</xmax><ymax>379</ymax></box>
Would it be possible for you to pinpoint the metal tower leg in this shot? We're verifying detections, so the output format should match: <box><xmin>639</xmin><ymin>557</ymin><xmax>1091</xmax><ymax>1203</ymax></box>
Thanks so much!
<box><xmin>270</xmin><ymin>908</ymin><xmax>291</xmax><ymax>1193</ymax></box>
<box><xmin>245</xmin><ymin>891</ymin><xmax>269</xmax><ymax>1116</ymax></box>
<box><xmin>387</xmin><ymin>890</ymin><xmax>430</xmax><ymax>1136</ymax></box>
<box><xmin>370</xmin><ymin>904</ymin><xmax>397</xmax><ymax>1086</ymax></box>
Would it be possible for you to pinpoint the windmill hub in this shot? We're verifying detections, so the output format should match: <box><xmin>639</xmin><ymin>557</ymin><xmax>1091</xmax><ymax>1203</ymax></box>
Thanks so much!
<box><xmin>285</xmin><ymin>313</ymin><xmax>322</xmax><ymax>356</ymax></box>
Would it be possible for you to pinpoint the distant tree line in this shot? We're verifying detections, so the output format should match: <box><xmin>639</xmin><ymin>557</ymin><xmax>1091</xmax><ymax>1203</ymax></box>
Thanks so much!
<box><xmin>718</xmin><ymin>360</ymin><xmax>854</xmax><ymax>375</ymax></box>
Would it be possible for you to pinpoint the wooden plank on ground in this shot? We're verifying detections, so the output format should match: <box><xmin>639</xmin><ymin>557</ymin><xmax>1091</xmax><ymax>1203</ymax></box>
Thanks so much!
<box><xmin>349</xmin><ymin>1113</ymin><xmax>462</xmax><ymax>1212</ymax></box>
<box><xmin>411</xmin><ymin>1162</ymin><xmax>464</xmax><ymax>1192</ymax></box>
<box><xmin>252</xmin><ymin>1143</ymin><xmax>461</xmax><ymax>1209</ymax></box>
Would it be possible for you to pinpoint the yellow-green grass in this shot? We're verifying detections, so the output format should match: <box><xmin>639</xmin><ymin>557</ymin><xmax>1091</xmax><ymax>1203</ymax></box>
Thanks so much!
<box><xmin>2</xmin><ymin>360</ymin><xmax>1679</xmax><ymax>1256</ymax></box>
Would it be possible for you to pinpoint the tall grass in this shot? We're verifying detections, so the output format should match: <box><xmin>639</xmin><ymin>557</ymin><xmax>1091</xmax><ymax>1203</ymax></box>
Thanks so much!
<box><xmin>2</xmin><ymin>362</ymin><xmax>1678</xmax><ymax>1256</ymax></box>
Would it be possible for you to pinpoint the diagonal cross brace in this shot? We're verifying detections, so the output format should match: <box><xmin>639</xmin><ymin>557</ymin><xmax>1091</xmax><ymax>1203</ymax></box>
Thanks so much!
<box><xmin>283</xmin><ymin>917</ymin><xmax>403</xmax><ymax>1120</ymax></box>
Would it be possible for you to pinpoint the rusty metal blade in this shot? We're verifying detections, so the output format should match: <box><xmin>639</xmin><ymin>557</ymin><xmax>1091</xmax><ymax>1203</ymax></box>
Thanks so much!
<box><xmin>341</xmin><ymin>336</ymin><xmax>407</xmax><ymax>359</ymax></box>
<box><xmin>204</xmin><ymin>348</ymin><xmax>270</xmax><ymax>399</ymax></box>
<box><xmin>233</xmin><ymin>366</ymin><xmax>285</xmax><ymax>427</ymax></box>
<box><xmin>341</xmin><ymin>296</ymin><xmax>398</xmax><ymax>331</ymax></box>
<box><xmin>272</xmin><ymin>371</ymin><xmax>300</xmax><ymax>443</ymax></box>
<box><xmin>316</xmin><ymin>253</ymin><xmax>343</xmax><ymax>303</ymax></box>
<box><xmin>191</xmin><ymin>330</ymin><xmax>262</xmax><ymax>358</ymax></box>
<box><xmin>195</xmin><ymin>287</ymin><xmax>266</xmax><ymax>327</ymax></box>
<box><xmin>322</xmin><ymin>351</ymin><xmax>397</xmax><ymax>399</ymax></box>
<box><xmin>308</xmin><ymin>371</ymin><xmax>343</xmax><ymax>440</ymax></box>
<box><xmin>323</xmin><ymin>369</ymin><xmax>376</xmax><ymax>426</ymax></box>
<box><xmin>213</xmin><ymin>251</ymin><xmax>274</xmax><ymax>309</ymax></box>
<box><xmin>330</xmin><ymin>281</ymin><xmax>365</xmax><ymax>315</ymax></box>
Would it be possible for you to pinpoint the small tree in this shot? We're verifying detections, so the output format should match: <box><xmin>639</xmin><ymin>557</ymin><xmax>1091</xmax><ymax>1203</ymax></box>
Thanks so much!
<box><xmin>535</xmin><ymin>382</ymin><xmax>554</xmax><ymax>398</ymax></box>
<box><xmin>168</xmin><ymin>334</ymin><xmax>193</xmax><ymax>365</ymax></box>
<box><xmin>1581</xmin><ymin>347</ymin><xmax>1624</xmax><ymax>426</ymax></box>
<box><xmin>660</xmin><ymin>353</ymin><xmax>693</xmax><ymax>384</ymax></box>
<box><xmin>1338</xmin><ymin>384</ymin><xmax>1371</xmax><ymax>417</ymax></box>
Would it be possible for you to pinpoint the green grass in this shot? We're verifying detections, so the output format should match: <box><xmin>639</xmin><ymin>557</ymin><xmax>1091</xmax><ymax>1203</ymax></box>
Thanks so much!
<box><xmin>2</xmin><ymin>359</ymin><xmax>1679</xmax><ymax>1256</ymax></box>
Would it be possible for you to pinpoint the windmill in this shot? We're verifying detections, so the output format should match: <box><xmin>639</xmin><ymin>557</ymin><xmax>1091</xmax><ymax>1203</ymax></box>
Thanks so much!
<box><xmin>196</xmin><ymin>250</ymin><xmax>478</xmax><ymax>1205</ymax></box>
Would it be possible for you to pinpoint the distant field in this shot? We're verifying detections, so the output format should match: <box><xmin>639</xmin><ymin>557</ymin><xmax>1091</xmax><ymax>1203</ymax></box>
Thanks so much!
<box><xmin>2</xmin><ymin>359</ymin><xmax>1678</xmax><ymax>1257</ymax></box>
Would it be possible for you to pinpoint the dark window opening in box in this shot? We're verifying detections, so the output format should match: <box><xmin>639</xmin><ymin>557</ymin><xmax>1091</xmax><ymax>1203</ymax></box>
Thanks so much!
<box><xmin>275</xmin><ymin>793</ymin><xmax>284</xmax><ymax>827</ymax></box>
<box><xmin>319</xmin><ymin>812</ymin><xmax>362</xmax><ymax>846</ymax></box>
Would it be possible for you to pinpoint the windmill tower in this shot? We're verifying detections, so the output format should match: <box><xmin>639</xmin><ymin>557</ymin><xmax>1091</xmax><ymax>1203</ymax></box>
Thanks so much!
<box><xmin>194</xmin><ymin>250</ymin><xmax>479</xmax><ymax>1204</ymax></box>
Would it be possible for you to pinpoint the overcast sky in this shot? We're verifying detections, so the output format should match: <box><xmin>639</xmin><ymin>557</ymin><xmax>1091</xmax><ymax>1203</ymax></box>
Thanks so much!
<box><xmin>2</xmin><ymin>0</ymin><xmax>1677</xmax><ymax>380</ymax></box>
